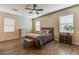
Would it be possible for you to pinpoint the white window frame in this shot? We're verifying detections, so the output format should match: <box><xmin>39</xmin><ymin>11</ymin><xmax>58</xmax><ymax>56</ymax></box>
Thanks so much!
<box><xmin>35</xmin><ymin>20</ymin><xmax>40</xmax><ymax>31</ymax></box>
<box><xmin>60</xmin><ymin>14</ymin><xmax>74</xmax><ymax>33</ymax></box>
<box><xmin>4</xmin><ymin>17</ymin><xmax>15</xmax><ymax>32</ymax></box>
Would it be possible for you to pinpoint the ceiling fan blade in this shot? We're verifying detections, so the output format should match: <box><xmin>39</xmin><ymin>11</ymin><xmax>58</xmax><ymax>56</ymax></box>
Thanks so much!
<box><xmin>25</xmin><ymin>8</ymin><xmax>32</xmax><ymax>10</ymax></box>
<box><xmin>36</xmin><ymin>12</ymin><xmax>39</xmax><ymax>14</ymax></box>
<box><xmin>29</xmin><ymin>11</ymin><xmax>32</xmax><ymax>14</ymax></box>
<box><xmin>25</xmin><ymin>4</ymin><xmax>43</xmax><ymax>14</ymax></box>
<box><xmin>36</xmin><ymin>9</ymin><xmax>44</xmax><ymax>11</ymax></box>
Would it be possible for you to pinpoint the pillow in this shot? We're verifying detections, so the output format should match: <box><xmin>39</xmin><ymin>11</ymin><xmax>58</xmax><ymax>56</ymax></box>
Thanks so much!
<box><xmin>41</xmin><ymin>30</ymin><xmax>49</xmax><ymax>34</ymax></box>
<box><xmin>35</xmin><ymin>31</ymin><xmax>42</xmax><ymax>34</ymax></box>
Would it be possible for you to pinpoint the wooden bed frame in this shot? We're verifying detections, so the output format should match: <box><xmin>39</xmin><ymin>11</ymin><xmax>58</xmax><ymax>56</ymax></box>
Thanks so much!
<box><xmin>24</xmin><ymin>27</ymin><xmax>54</xmax><ymax>48</ymax></box>
<box><xmin>41</xmin><ymin>27</ymin><xmax>54</xmax><ymax>40</ymax></box>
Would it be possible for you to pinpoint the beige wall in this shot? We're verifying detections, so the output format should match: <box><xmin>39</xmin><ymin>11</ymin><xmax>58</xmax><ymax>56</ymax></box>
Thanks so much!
<box><xmin>33</xmin><ymin>5</ymin><xmax>79</xmax><ymax>45</ymax></box>
<box><xmin>16</xmin><ymin>16</ymin><xmax>32</xmax><ymax>37</ymax></box>
<box><xmin>0</xmin><ymin>12</ymin><xmax>19</xmax><ymax>41</ymax></box>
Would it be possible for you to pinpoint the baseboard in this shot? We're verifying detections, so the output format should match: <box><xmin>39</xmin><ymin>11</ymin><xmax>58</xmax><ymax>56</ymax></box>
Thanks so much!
<box><xmin>72</xmin><ymin>42</ymin><xmax>79</xmax><ymax>45</ymax></box>
<box><xmin>0</xmin><ymin>37</ymin><xmax>19</xmax><ymax>41</ymax></box>
<box><xmin>54</xmin><ymin>38</ymin><xmax>59</xmax><ymax>41</ymax></box>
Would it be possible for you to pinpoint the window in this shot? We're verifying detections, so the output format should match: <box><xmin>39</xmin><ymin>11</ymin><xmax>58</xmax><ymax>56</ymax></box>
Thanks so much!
<box><xmin>60</xmin><ymin>14</ymin><xmax>74</xmax><ymax>33</ymax></box>
<box><xmin>35</xmin><ymin>21</ymin><xmax>40</xmax><ymax>31</ymax></box>
<box><xmin>4</xmin><ymin>17</ymin><xmax>15</xmax><ymax>32</ymax></box>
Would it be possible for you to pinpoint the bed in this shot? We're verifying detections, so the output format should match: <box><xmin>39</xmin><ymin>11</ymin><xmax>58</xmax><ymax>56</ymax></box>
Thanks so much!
<box><xmin>24</xmin><ymin>27</ymin><xmax>54</xmax><ymax>48</ymax></box>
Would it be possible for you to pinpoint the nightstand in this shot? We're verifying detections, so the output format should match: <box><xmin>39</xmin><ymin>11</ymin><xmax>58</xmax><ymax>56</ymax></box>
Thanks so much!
<box><xmin>59</xmin><ymin>33</ymin><xmax>72</xmax><ymax>45</ymax></box>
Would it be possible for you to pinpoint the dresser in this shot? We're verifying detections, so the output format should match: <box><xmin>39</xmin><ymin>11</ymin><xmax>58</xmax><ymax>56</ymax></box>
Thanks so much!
<box><xmin>59</xmin><ymin>33</ymin><xmax>72</xmax><ymax>45</ymax></box>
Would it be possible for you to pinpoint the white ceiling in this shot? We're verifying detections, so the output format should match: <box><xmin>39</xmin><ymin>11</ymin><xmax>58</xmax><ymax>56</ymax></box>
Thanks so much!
<box><xmin>0</xmin><ymin>4</ymin><xmax>76</xmax><ymax>18</ymax></box>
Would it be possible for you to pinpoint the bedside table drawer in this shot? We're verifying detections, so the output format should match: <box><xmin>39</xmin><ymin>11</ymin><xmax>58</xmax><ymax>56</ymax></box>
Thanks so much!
<box><xmin>59</xmin><ymin>34</ymin><xmax>72</xmax><ymax>45</ymax></box>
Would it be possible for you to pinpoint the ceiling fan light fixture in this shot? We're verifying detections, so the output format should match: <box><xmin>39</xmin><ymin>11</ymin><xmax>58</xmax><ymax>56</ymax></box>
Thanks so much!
<box><xmin>25</xmin><ymin>4</ymin><xmax>43</xmax><ymax>14</ymax></box>
<box><xmin>32</xmin><ymin>10</ymin><xmax>36</xmax><ymax>13</ymax></box>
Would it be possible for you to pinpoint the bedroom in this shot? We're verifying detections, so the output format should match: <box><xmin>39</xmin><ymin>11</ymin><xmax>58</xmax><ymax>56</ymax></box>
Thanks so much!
<box><xmin>0</xmin><ymin>4</ymin><xmax>79</xmax><ymax>55</ymax></box>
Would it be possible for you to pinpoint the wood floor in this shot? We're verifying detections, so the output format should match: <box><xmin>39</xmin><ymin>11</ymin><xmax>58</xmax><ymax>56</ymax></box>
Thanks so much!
<box><xmin>0</xmin><ymin>38</ymin><xmax>79</xmax><ymax>55</ymax></box>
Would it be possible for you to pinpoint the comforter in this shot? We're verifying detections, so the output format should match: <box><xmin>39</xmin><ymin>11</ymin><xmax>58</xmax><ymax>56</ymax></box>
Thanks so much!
<box><xmin>25</xmin><ymin>33</ymin><xmax>53</xmax><ymax>48</ymax></box>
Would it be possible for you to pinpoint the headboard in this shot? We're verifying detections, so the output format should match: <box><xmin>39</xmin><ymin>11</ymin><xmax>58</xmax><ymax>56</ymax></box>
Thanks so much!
<box><xmin>41</xmin><ymin>27</ymin><xmax>54</xmax><ymax>40</ymax></box>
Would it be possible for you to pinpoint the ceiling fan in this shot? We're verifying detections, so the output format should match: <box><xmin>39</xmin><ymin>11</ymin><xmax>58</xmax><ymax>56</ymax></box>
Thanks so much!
<box><xmin>25</xmin><ymin>4</ymin><xmax>44</xmax><ymax>14</ymax></box>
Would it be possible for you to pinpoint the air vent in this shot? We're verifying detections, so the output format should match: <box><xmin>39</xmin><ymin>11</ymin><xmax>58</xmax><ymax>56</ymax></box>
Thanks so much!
<box><xmin>12</xmin><ymin>8</ymin><xmax>18</xmax><ymax>12</ymax></box>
